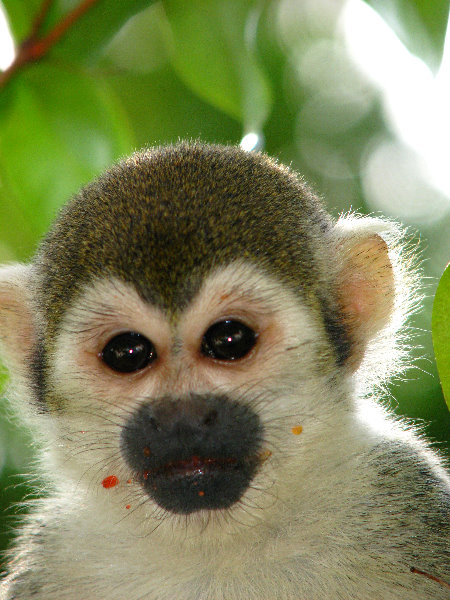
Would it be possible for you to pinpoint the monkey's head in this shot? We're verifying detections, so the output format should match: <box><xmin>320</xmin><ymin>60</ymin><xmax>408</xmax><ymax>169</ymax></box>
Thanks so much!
<box><xmin>0</xmin><ymin>143</ymin><xmax>408</xmax><ymax>530</ymax></box>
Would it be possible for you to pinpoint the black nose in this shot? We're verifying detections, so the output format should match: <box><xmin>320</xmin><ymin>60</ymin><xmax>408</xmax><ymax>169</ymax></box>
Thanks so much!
<box><xmin>120</xmin><ymin>394</ymin><xmax>263</xmax><ymax>514</ymax></box>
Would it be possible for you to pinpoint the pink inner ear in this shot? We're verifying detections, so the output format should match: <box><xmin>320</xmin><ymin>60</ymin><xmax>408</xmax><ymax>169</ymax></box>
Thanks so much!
<box><xmin>0</xmin><ymin>266</ymin><xmax>35</xmax><ymax>372</ymax></box>
<box><xmin>336</xmin><ymin>235</ymin><xmax>395</xmax><ymax>370</ymax></box>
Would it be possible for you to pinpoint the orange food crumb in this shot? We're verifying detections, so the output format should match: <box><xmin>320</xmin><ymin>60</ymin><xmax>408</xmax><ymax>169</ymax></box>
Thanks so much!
<box><xmin>125</xmin><ymin>504</ymin><xmax>131</xmax><ymax>509</ymax></box>
<box><xmin>291</xmin><ymin>425</ymin><xmax>303</xmax><ymax>435</ymax></box>
<box><xmin>127</xmin><ymin>479</ymin><xmax>132</xmax><ymax>484</ymax></box>
<box><xmin>102</xmin><ymin>475</ymin><xmax>119</xmax><ymax>488</ymax></box>
<box><xmin>198</xmin><ymin>491</ymin><xmax>205</xmax><ymax>497</ymax></box>
<box><xmin>143</xmin><ymin>446</ymin><xmax>151</xmax><ymax>456</ymax></box>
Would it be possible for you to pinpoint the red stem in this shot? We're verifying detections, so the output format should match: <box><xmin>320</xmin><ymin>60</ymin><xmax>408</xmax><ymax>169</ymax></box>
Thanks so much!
<box><xmin>0</xmin><ymin>0</ymin><xmax>101</xmax><ymax>88</ymax></box>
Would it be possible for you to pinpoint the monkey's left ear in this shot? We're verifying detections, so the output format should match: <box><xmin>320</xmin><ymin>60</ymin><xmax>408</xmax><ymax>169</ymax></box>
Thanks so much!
<box><xmin>0</xmin><ymin>265</ymin><xmax>36</xmax><ymax>375</ymax></box>
<box><xmin>331</xmin><ymin>217</ymin><xmax>400</xmax><ymax>372</ymax></box>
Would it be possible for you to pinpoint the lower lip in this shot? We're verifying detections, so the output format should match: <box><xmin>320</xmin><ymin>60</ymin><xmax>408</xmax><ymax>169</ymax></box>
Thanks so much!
<box><xmin>151</xmin><ymin>455</ymin><xmax>238</xmax><ymax>478</ymax></box>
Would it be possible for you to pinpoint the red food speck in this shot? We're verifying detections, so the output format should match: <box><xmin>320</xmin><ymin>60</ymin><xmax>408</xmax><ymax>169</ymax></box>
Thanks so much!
<box><xmin>127</xmin><ymin>479</ymin><xmax>132</xmax><ymax>484</ymax></box>
<box><xmin>102</xmin><ymin>475</ymin><xmax>119</xmax><ymax>488</ymax></box>
<box><xmin>125</xmin><ymin>504</ymin><xmax>131</xmax><ymax>509</ymax></box>
<box><xmin>198</xmin><ymin>491</ymin><xmax>205</xmax><ymax>497</ymax></box>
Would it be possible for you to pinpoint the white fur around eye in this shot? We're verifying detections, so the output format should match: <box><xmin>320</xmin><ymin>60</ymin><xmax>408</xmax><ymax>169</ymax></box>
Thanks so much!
<box><xmin>49</xmin><ymin>278</ymin><xmax>171</xmax><ymax>411</ymax></box>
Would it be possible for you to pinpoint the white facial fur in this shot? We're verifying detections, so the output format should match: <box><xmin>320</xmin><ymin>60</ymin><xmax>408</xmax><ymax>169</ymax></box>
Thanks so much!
<box><xmin>46</xmin><ymin>262</ymin><xmax>340</xmax><ymax>535</ymax></box>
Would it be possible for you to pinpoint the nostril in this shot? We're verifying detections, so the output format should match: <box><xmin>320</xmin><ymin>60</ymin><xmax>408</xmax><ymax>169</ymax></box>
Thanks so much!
<box><xmin>203</xmin><ymin>409</ymin><xmax>218</xmax><ymax>427</ymax></box>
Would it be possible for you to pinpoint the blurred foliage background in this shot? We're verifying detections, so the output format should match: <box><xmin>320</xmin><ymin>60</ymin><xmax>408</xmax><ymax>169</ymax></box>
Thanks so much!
<box><xmin>0</xmin><ymin>0</ymin><xmax>449</xmax><ymax>557</ymax></box>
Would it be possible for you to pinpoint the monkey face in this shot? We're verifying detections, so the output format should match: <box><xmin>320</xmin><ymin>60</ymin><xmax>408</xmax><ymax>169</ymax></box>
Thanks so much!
<box><xmin>44</xmin><ymin>262</ymin><xmax>333</xmax><ymax>525</ymax></box>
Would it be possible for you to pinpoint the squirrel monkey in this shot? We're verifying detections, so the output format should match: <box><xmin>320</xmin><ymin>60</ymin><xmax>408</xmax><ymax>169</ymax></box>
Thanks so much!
<box><xmin>0</xmin><ymin>142</ymin><xmax>448</xmax><ymax>599</ymax></box>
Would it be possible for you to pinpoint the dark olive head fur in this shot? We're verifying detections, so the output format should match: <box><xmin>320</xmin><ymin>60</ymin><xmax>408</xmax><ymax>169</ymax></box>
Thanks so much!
<box><xmin>33</xmin><ymin>142</ymin><xmax>349</xmax><ymax>363</ymax></box>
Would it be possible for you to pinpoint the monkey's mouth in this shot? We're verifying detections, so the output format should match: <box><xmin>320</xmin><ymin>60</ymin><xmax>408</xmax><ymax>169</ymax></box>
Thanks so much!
<box><xmin>143</xmin><ymin>455</ymin><xmax>239</xmax><ymax>479</ymax></box>
<box><xmin>136</xmin><ymin>453</ymin><xmax>262</xmax><ymax>514</ymax></box>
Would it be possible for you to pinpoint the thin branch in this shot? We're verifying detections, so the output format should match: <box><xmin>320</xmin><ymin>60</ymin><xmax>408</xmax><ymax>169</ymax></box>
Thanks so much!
<box><xmin>25</xmin><ymin>0</ymin><xmax>54</xmax><ymax>45</ymax></box>
<box><xmin>0</xmin><ymin>0</ymin><xmax>101</xmax><ymax>89</ymax></box>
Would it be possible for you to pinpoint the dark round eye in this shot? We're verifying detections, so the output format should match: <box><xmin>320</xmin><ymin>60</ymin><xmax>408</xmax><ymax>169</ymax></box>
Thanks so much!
<box><xmin>100</xmin><ymin>332</ymin><xmax>156</xmax><ymax>373</ymax></box>
<box><xmin>201</xmin><ymin>320</ymin><xmax>257</xmax><ymax>361</ymax></box>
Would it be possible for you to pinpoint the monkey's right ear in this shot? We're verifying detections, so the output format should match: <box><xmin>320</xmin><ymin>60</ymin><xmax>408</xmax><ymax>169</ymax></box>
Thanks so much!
<box><xmin>330</xmin><ymin>216</ymin><xmax>409</xmax><ymax>375</ymax></box>
<box><xmin>0</xmin><ymin>264</ymin><xmax>36</xmax><ymax>375</ymax></box>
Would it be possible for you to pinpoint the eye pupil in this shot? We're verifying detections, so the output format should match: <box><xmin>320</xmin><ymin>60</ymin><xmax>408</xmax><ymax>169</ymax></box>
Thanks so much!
<box><xmin>201</xmin><ymin>320</ymin><xmax>257</xmax><ymax>361</ymax></box>
<box><xmin>101</xmin><ymin>332</ymin><xmax>156</xmax><ymax>373</ymax></box>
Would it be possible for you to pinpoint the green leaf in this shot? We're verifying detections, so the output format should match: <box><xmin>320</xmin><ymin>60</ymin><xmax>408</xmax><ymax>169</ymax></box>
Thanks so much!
<box><xmin>51</xmin><ymin>0</ymin><xmax>154</xmax><ymax>62</ymax></box>
<box><xmin>107</xmin><ymin>66</ymin><xmax>241</xmax><ymax>148</ymax></box>
<box><xmin>2</xmin><ymin>0</ymin><xmax>152</xmax><ymax>62</ymax></box>
<box><xmin>0</xmin><ymin>63</ymin><xmax>134</xmax><ymax>259</ymax></box>
<box><xmin>103</xmin><ymin>3</ymin><xmax>170</xmax><ymax>74</ymax></box>
<box><xmin>365</xmin><ymin>0</ymin><xmax>449</xmax><ymax>70</ymax></box>
<box><xmin>411</xmin><ymin>0</ymin><xmax>450</xmax><ymax>57</ymax></box>
<box><xmin>163</xmin><ymin>0</ymin><xmax>272</xmax><ymax>132</ymax></box>
<box><xmin>432</xmin><ymin>264</ymin><xmax>450</xmax><ymax>410</ymax></box>
<box><xmin>0</xmin><ymin>0</ymin><xmax>43</xmax><ymax>43</ymax></box>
